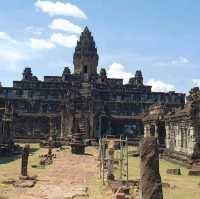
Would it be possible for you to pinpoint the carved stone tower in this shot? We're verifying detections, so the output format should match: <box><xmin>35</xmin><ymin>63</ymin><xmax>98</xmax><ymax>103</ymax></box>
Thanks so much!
<box><xmin>73</xmin><ymin>27</ymin><xmax>99</xmax><ymax>77</ymax></box>
<box><xmin>22</xmin><ymin>68</ymin><xmax>33</xmax><ymax>81</ymax></box>
<box><xmin>135</xmin><ymin>70</ymin><xmax>143</xmax><ymax>86</ymax></box>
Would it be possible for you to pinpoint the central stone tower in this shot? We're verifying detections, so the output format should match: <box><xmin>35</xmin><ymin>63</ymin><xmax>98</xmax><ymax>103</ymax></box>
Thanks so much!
<box><xmin>73</xmin><ymin>27</ymin><xmax>99</xmax><ymax>77</ymax></box>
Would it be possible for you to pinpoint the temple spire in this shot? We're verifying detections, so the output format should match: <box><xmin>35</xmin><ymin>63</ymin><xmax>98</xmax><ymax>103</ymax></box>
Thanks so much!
<box><xmin>73</xmin><ymin>26</ymin><xmax>99</xmax><ymax>77</ymax></box>
<box><xmin>83</xmin><ymin>26</ymin><xmax>89</xmax><ymax>33</ymax></box>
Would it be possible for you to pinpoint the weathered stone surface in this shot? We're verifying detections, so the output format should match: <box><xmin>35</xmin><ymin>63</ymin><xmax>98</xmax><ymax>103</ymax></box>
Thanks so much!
<box><xmin>188</xmin><ymin>170</ymin><xmax>200</xmax><ymax>176</ymax></box>
<box><xmin>64</xmin><ymin>185</ymin><xmax>89</xmax><ymax>198</ymax></box>
<box><xmin>165</xmin><ymin>87</ymin><xmax>200</xmax><ymax>162</ymax></box>
<box><xmin>14</xmin><ymin>179</ymin><xmax>36</xmax><ymax>188</ymax></box>
<box><xmin>2</xmin><ymin>178</ymin><xmax>16</xmax><ymax>185</ymax></box>
<box><xmin>107</xmin><ymin>143</ymin><xmax>115</xmax><ymax>181</ymax></box>
<box><xmin>70</xmin><ymin>118</ymin><xmax>85</xmax><ymax>155</ymax></box>
<box><xmin>21</xmin><ymin>144</ymin><xmax>30</xmax><ymax>177</ymax></box>
<box><xmin>140</xmin><ymin>137</ymin><xmax>163</xmax><ymax>199</ymax></box>
<box><xmin>115</xmin><ymin>193</ymin><xmax>125</xmax><ymax>199</ymax></box>
<box><xmin>166</xmin><ymin>168</ymin><xmax>181</xmax><ymax>175</ymax></box>
<box><xmin>162</xmin><ymin>182</ymin><xmax>170</xmax><ymax>189</ymax></box>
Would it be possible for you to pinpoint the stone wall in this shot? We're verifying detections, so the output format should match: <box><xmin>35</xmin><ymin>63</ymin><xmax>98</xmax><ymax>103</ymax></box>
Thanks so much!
<box><xmin>165</xmin><ymin>122</ymin><xmax>198</xmax><ymax>156</ymax></box>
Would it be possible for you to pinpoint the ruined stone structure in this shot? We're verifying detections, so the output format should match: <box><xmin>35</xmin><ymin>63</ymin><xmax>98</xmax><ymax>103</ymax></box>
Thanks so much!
<box><xmin>165</xmin><ymin>87</ymin><xmax>200</xmax><ymax>160</ymax></box>
<box><xmin>0</xmin><ymin>102</ymin><xmax>15</xmax><ymax>152</ymax></box>
<box><xmin>143</xmin><ymin>104</ymin><xmax>170</xmax><ymax>148</ymax></box>
<box><xmin>0</xmin><ymin>27</ymin><xmax>185</xmax><ymax>140</ymax></box>
<box><xmin>70</xmin><ymin>117</ymin><xmax>85</xmax><ymax>154</ymax></box>
<box><xmin>143</xmin><ymin>87</ymin><xmax>200</xmax><ymax>164</ymax></box>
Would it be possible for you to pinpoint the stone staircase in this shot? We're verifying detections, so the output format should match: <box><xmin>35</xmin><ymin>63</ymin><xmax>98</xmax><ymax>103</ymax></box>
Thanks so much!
<box><xmin>79</xmin><ymin>82</ymin><xmax>91</xmax><ymax>97</ymax></box>
<box><xmin>79</xmin><ymin>118</ymin><xmax>89</xmax><ymax>137</ymax></box>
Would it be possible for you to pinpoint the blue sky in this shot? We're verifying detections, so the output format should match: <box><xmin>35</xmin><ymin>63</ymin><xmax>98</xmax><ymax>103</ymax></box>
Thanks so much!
<box><xmin>0</xmin><ymin>0</ymin><xmax>199</xmax><ymax>93</ymax></box>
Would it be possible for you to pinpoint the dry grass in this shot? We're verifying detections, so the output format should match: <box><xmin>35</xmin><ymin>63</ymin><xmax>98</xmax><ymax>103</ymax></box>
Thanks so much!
<box><xmin>0</xmin><ymin>144</ymin><xmax>50</xmax><ymax>182</ymax></box>
<box><xmin>127</xmin><ymin>148</ymin><xmax>200</xmax><ymax>199</ymax></box>
<box><xmin>94</xmin><ymin>146</ymin><xmax>200</xmax><ymax>199</ymax></box>
<box><xmin>0</xmin><ymin>145</ymin><xmax>200</xmax><ymax>199</ymax></box>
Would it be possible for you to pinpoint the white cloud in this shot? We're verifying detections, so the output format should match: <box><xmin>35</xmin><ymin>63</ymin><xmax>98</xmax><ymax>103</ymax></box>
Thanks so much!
<box><xmin>49</xmin><ymin>18</ymin><xmax>82</xmax><ymax>34</ymax></box>
<box><xmin>192</xmin><ymin>79</ymin><xmax>200</xmax><ymax>87</ymax></box>
<box><xmin>29</xmin><ymin>38</ymin><xmax>54</xmax><ymax>50</ymax></box>
<box><xmin>25</xmin><ymin>26</ymin><xmax>43</xmax><ymax>36</ymax></box>
<box><xmin>107</xmin><ymin>63</ymin><xmax>134</xmax><ymax>84</ymax></box>
<box><xmin>50</xmin><ymin>33</ymin><xmax>78</xmax><ymax>48</ymax></box>
<box><xmin>171</xmin><ymin>56</ymin><xmax>190</xmax><ymax>65</ymax></box>
<box><xmin>0</xmin><ymin>32</ymin><xmax>16</xmax><ymax>43</ymax></box>
<box><xmin>0</xmin><ymin>49</ymin><xmax>28</xmax><ymax>72</ymax></box>
<box><xmin>147</xmin><ymin>79</ymin><xmax>175</xmax><ymax>92</ymax></box>
<box><xmin>156</xmin><ymin>56</ymin><xmax>190</xmax><ymax>66</ymax></box>
<box><xmin>35</xmin><ymin>0</ymin><xmax>87</xmax><ymax>19</ymax></box>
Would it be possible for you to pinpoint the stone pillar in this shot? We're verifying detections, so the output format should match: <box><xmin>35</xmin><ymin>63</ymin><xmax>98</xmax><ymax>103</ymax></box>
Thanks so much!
<box><xmin>48</xmin><ymin>136</ymin><xmax>53</xmax><ymax>160</ymax></box>
<box><xmin>107</xmin><ymin>147</ymin><xmax>115</xmax><ymax>181</ymax></box>
<box><xmin>155</xmin><ymin>124</ymin><xmax>158</xmax><ymax>138</ymax></box>
<box><xmin>144</xmin><ymin>124</ymin><xmax>149</xmax><ymax>137</ymax></box>
<box><xmin>140</xmin><ymin>137</ymin><xmax>163</xmax><ymax>199</ymax></box>
<box><xmin>21</xmin><ymin>144</ymin><xmax>30</xmax><ymax>177</ymax></box>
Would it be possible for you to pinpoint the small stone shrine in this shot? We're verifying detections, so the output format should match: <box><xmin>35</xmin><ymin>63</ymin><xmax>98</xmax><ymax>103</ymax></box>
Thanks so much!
<box><xmin>70</xmin><ymin>117</ymin><xmax>85</xmax><ymax>154</ymax></box>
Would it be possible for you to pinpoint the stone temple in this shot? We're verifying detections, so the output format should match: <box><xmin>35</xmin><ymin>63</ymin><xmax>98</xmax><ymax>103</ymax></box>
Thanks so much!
<box><xmin>0</xmin><ymin>27</ymin><xmax>185</xmax><ymax>143</ymax></box>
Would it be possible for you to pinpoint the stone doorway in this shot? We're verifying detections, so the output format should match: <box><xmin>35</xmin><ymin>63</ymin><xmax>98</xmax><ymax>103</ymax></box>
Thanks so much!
<box><xmin>157</xmin><ymin>122</ymin><xmax>166</xmax><ymax>147</ymax></box>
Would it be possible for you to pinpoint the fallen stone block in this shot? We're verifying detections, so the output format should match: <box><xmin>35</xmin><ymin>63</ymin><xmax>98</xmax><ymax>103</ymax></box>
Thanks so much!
<box><xmin>116</xmin><ymin>193</ymin><xmax>125</xmax><ymax>199</ymax></box>
<box><xmin>72</xmin><ymin>186</ymin><xmax>88</xmax><ymax>193</ymax></box>
<box><xmin>162</xmin><ymin>182</ymin><xmax>170</xmax><ymax>189</ymax></box>
<box><xmin>2</xmin><ymin>178</ymin><xmax>16</xmax><ymax>185</ymax></box>
<box><xmin>124</xmin><ymin>195</ymin><xmax>132</xmax><ymax>199</ymax></box>
<box><xmin>117</xmin><ymin>186</ymin><xmax>130</xmax><ymax>195</ymax></box>
<box><xmin>188</xmin><ymin>170</ymin><xmax>200</xmax><ymax>176</ymax></box>
<box><xmin>166</xmin><ymin>168</ymin><xmax>181</xmax><ymax>175</ymax></box>
<box><xmin>14</xmin><ymin>179</ymin><xmax>36</xmax><ymax>188</ymax></box>
<box><xmin>64</xmin><ymin>191</ymin><xmax>89</xmax><ymax>199</ymax></box>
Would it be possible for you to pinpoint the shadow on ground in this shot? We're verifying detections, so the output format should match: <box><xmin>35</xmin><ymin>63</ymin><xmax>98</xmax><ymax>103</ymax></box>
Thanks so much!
<box><xmin>0</xmin><ymin>146</ymin><xmax>39</xmax><ymax>164</ymax></box>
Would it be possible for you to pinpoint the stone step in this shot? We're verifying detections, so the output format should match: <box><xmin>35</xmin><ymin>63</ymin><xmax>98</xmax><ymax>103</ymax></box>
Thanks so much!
<box><xmin>79</xmin><ymin>118</ymin><xmax>89</xmax><ymax>136</ymax></box>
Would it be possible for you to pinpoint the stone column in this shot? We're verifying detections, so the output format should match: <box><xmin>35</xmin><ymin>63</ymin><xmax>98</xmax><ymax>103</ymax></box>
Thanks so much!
<box><xmin>107</xmin><ymin>147</ymin><xmax>115</xmax><ymax>181</ymax></box>
<box><xmin>48</xmin><ymin>136</ymin><xmax>53</xmax><ymax>160</ymax></box>
<box><xmin>140</xmin><ymin>137</ymin><xmax>163</xmax><ymax>199</ymax></box>
<box><xmin>60</xmin><ymin>112</ymin><xmax>64</xmax><ymax>138</ymax></box>
<box><xmin>21</xmin><ymin>144</ymin><xmax>30</xmax><ymax>177</ymax></box>
<box><xmin>155</xmin><ymin>124</ymin><xmax>158</xmax><ymax>138</ymax></box>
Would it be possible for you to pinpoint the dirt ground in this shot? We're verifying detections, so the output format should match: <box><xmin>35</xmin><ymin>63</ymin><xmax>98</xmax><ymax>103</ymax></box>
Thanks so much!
<box><xmin>0</xmin><ymin>146</ymin><xmax>114</xmax><ymax>199</ymax></box>
<box><xmin>1</xmin><ymin>145</ymin><xmax>200</xmax><ymax>199</ymax></box>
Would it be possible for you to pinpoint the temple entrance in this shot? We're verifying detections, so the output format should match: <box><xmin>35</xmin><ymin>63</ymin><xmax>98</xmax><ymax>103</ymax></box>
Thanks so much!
<box><xmin>157</xmin><ymin>122</ymin><xmax>166</xmax><ymax>147</ymax></box>
<box><xmin>150</xmin><ymin>125</ymin><xmax>156</xmax><ymax>136</ymax></box>
<box><xmin>83</xmin><ymin>65</ymin><xmax>88</xmax><ymax>73</ymax></box>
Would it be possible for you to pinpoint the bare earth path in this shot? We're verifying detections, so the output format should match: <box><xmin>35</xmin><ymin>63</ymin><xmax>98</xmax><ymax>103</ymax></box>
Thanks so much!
<box><xmin>10</xmin><ymin>147</ymin><xmax>113</xmax><ymax>199</ymax></box>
